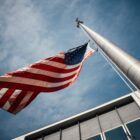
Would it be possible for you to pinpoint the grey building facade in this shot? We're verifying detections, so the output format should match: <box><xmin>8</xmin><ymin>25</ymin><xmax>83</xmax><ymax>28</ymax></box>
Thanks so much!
<box><xmin>13</xmin><ymin>91</ymin><xmax>140</xmax><ymax>140</ymax></box>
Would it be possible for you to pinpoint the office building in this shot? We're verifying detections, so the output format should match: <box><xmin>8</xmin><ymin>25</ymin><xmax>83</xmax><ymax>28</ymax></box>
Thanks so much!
<box><xmin>13</xmin><ymin>91</ymin><xmax>140</xmax><ymax>140</ymax></box>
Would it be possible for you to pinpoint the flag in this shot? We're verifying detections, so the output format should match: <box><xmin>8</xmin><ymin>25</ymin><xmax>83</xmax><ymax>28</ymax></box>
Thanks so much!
<box><xmin>0</xmin><ymin>43</ymin><xmax>94</xmax><ymax>114</ymax></box>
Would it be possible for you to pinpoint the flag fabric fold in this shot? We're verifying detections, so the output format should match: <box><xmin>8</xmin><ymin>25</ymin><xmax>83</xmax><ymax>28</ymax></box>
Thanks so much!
<box><xmin>0</xmin><ymin>43</ymin><xmax>94</xmax><ymax>114</ymax></box>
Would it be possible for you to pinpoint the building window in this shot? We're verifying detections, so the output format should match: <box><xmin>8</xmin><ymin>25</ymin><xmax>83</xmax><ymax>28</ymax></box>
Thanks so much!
<box><xmin>105</xmin><ymin>126</ymin><xmax>128</xmax><ymax>140</ymax></box>
<box><xmin>87</xmin><ymin>134</ymin><xmax>102</xmax><ymax>140</ymax></box>
<box><xmin>126</xmin><ymin>119</ymin><xmax>140</xmax><ymax>140</ymax></box>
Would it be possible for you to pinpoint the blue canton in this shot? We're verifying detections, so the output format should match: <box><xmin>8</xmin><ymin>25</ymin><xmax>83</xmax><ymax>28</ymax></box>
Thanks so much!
<box><xmin>64</xmin><ymin>43</ymin><xmax>88</xmax><ymax>65</ymax></box>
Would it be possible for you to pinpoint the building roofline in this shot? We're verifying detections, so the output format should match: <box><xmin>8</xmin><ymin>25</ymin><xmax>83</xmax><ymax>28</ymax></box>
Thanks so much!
<box><xmin>13</xmin><ymin>92</ymin><xmax>134</xmax><ymax>140</ymax></box>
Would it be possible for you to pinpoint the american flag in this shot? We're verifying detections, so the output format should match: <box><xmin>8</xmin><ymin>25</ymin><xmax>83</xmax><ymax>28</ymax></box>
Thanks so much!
<box><xmin>0</xmin><ymin>43</ymin><xmax>94</xmax><ymax>114</ymax></box>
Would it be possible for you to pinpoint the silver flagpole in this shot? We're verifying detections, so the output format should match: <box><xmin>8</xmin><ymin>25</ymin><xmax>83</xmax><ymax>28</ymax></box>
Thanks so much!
<box><xmin>76</xmin><ymin>19</ymin><xmax>140</xmax><ymax>90</ymax></box>
<box><xmin>94</xmin><ymin>43</ymin><xmax>135</xmax><ymax>91</ymax></box>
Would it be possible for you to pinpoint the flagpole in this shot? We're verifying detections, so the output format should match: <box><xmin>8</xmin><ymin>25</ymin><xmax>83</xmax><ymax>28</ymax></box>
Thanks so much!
<box><xmin>94</xmin><ymin>43</ymin><xmax>135</xmax><ymax>92</ymax></box>
<box><xmin>76</xmin><ymin>19</ymin><xmax>140</xmax><ymax>90</ymax></box>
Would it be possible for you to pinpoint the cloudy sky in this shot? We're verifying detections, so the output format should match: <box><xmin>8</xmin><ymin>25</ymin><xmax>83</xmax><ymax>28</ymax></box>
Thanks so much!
<box><xmin>0</xmin><ymin>0</ymin><xmax>140</xmax><ymax>139</ymax></box>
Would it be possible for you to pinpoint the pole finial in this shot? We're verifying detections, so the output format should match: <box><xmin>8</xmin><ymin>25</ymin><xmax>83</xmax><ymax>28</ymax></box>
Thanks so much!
<box><xmin>76</xmin><ymin>18</ymin><xmax>84</xmax><ymax>28</ymax></box>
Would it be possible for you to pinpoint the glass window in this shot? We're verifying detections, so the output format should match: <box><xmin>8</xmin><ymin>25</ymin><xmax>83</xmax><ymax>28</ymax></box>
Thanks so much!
<box><xmin>87</xmin><ymin>134</ymin><xmax>102</xmax><ymax>140</ymax></box>
<box><xmin>105</xmin><ymin>126</ymin><xmax>128</xmax><ymax>140</ymax></box>
<box><xmin>127</xmin><ymin>119</ymin><xmax>140</xmax><ymax>140</ymax></box>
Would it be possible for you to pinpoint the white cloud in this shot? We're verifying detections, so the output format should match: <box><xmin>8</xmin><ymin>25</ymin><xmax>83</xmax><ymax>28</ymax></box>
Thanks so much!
<box><xmin>0</xmin><ymin>0</ymin><xmax>59</xmax><ymax>72</ymax></box>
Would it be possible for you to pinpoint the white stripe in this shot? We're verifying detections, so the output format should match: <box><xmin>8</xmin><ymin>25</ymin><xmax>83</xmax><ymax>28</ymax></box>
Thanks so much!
<box><xmin>56</xmin><ymin>54</ymin><xmax>65</xmax><ymax>58</ymax></box>
<box><xmin>2</xmin><ymin>102</ymin><xmax>11</xmax><ymax>111</ymax></box>
<box><xmin>48</xmin><ymin>71</ymin><xmax>80</xmax><ymax>87</ymax></box>
<box><xmin>39</xmin><ymin>60</ymin><xmax>80</xmax><ymax>69</ymax></box>
<box><xmin>40</xmin><ymin>60</ymin><xmax>66</xmax><ymax>68</ymax></box>
<box><xmin>10</xmin><ymin>89</ymin><xmax>22</xmax><ymax>98</ymax></box>
<box><xmin>84</xmin><ymin>51</ymin><xmax>94</xmax><ymax>60</ymax></box>
<box><xmin>13</xmin><ymin>91</ymin><xmax>34</xmax><ymax>113</ymax></box>
<box><xmin>0</xmin><ymin>66</ymin><xmax>82</xmax><ymax>88</ymax></box>
<box><xmin>2</xmin><ymin>89</ymin><xmax>22</xmax><ymax>110</ymax></box>
<box><xmin>83</xmin><ymin>48</ymin><xmax>94</xmax><ymax>60</ymax></box>
<box><xmin>0</xmin><ymin>88</ymin><xmax>8</xmax><ymax>99</ymax></box>
<box><xmin>22</xmin><ymin>67</ymin><xmax>81</xmax><ymax>78</ymax></box>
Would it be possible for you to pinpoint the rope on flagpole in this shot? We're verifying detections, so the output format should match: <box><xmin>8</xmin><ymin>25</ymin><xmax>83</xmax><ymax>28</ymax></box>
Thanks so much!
<box><xmin>90</xmin><ymin>41</ymin><xmax>136</xmax><ymax>92</ymax></box>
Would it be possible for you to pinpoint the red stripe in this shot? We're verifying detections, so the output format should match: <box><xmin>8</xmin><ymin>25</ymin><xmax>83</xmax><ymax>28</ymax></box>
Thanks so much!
<box><xmin>45</xmin><ymin>82</ymin><xmax>72</xmax><ymax>92</ymax></box>
<box><xmin>13</xmin><ymin>91</ymin><xmax>39</xmax><ymax>114</ymax></box>
<box><xmin>45</xmin><ymin>57</ymin><xmax>64</xmax><ymax>63</ymax></box>
<box><xmin>7</xmin><ymin>71</ymin><xmax>77</xmax><ymax>83</ymax></box>
<box><xmin>30</xmin><ymin>63</ymin><xmax>80</xmax><ymax>73</ymax></box>
<box><xmin>0</xmin><ymin>81</ymin><xmax>74</xmax><ymax>92</ymax></box>
<box><xmin>8</xmin><ymin>91</ymin><xmax>27</xmax><ymax>113</ymax></box>
<box><xmin>0</xmin><ymin>89</ymin><xmax>15</xmax><ymax>107</ymax></box>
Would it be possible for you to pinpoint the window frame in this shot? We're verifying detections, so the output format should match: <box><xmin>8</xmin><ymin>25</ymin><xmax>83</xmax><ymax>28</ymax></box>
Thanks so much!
<box><xmin>104</xmin><ymin>125</ymin><xmax>129</xmax><ymax>140</ymax></box>
<box><xmin>86</xmin><ymin>133</ymin><xmax>102</xmax><ymax>140</ymax></box>
<box><xmin>125</xmin><ymin>118</ymin><xmax>140</xmax><ymax>140</ymax></box>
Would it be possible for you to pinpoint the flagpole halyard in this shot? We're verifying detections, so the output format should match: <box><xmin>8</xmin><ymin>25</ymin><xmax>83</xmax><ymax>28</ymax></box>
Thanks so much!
<box><xmin>94</xmin><ymin>43</ymin><xmax>135</xmax><ymax>92</ymax></box>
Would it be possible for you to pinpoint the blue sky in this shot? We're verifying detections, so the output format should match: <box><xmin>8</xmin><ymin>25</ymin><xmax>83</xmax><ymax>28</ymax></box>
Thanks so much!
<box><xmin>0</xmin><ymin>0</ymin><xmax>140</xmax><ymax>139</ymax></box>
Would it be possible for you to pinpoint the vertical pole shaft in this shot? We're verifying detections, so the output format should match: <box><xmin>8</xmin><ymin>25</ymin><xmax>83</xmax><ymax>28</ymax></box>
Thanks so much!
<box><xmin>77</xmin><ymin>20</ymin><xmax>140</xmax><ymax>90</ymax></box>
